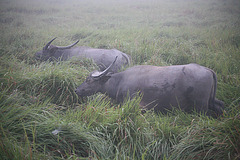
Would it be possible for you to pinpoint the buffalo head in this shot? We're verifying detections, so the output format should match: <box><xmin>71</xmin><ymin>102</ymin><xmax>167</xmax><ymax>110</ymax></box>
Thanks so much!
<box><xmin>75</xmin><ymin>56</ymin><xmax>118</xmax><ymax>97</ymax></box>
<box><xmin>35</xmin><ymin>37</ymin><xmax>79</xmax><ymax>61</ymax></box>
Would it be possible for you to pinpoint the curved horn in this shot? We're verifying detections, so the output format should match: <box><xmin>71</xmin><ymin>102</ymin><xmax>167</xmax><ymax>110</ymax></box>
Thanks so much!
<box><xmin>92</xmin><ymin>56</ymin><xmax>118</xmax><ymax>78</ymax></box>
<box><xmin>43</xmin><ymin>37</ymin><xmax>57</xmax><ymax>50</ymax></box>
<box><xmin>56</xmin><ymin>40</ymin><xmax>79</xmax><ymax>49</ymax></box>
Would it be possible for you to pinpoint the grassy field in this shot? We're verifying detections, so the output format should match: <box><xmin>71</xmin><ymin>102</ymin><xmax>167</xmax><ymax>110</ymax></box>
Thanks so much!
<box><xmin>0</xmin><ymin>0</ymin><xmax>240</xmax><ymax>159</ymax></box>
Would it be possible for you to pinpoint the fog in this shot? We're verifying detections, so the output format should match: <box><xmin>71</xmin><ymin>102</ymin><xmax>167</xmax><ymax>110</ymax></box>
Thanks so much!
<box><xmin>1</xmin><ymin>0</ymin><xmax>238</xmax><ymax>31</ymax></box>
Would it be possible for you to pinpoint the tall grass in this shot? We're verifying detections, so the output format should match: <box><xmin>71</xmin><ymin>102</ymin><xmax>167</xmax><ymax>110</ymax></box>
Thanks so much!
<box><xmin>0</xmin><ymin>0</ymin><xmax>240</xmax><ymax>159</ymax></box>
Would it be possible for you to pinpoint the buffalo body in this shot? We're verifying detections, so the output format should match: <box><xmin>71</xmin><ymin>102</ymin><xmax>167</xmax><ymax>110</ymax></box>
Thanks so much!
<box><xmin>75</xmin><ymin>57</ymin><xmax>224</xmax><ymax>116</ymax></box>
<box><xmin>35</xmin><ymin>38</ymin><xmax>130</xmax><ymax>73</ymax></box>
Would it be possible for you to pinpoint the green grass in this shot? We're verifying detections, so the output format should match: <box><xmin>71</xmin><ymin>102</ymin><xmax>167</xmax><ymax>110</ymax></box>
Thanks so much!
<box><xmin>0</xmin><ymin>0</ymin><xmax>240</xmax><ymax>159</ymax></box>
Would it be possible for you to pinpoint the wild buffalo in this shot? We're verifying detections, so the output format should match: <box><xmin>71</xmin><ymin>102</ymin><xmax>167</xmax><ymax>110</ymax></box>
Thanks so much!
<box><xmin>75</xmin><ymin>57</ymin><xmax>224</xmax><ymax>116</ymax></box>
<box><xmin>35</xmin><ymin>38</ymin><xmax>131</xmax><ymax>73</ymax></box>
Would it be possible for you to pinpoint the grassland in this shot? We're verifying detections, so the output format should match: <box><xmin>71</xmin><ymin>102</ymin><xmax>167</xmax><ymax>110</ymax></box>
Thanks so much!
<box><xmin>0</xmin><ymin>0</ymin><xmax>240</xmax><ymax>159</ymax></box>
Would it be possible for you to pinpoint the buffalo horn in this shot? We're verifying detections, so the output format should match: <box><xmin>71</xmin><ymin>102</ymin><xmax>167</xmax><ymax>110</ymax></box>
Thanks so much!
<box><xmin>43</xmin><ymin>37</ymin><xmax>57</xmax><ymax>50</ymax></box>
<box><xmin>56</xmin><ymin>40</ymin><xmax>79</xmax><ymax>49</ymax></box>
<box><xmin>92</xmin><ymin>56</ymin><xmax>118</xmax><ymax>78</ymax></box>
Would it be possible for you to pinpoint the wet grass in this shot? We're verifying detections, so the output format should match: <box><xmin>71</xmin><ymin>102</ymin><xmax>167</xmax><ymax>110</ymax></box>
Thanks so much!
<box><xmin>0</xmin><ymin>0</ymin><xmax>240</xmax><ymax>159</ymax></box>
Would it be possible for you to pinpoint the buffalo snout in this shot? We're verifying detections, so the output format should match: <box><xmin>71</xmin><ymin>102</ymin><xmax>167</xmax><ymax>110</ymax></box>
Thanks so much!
<box><xmin>75</xmin><ymin>89</ymin><xmax>84</xmax><ymax>96</ymax></box>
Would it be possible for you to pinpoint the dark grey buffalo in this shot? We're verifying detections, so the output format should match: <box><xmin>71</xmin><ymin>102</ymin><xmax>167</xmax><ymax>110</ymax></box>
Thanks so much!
<box><xmin>35</xmin><ymin>38</ymin><xmax>131</xmax><ymax>73</ymax></box>
<box><xmin>75</xmin><ymin>57</ymin><xmax>224</xmax><ymax>116</ymax></box>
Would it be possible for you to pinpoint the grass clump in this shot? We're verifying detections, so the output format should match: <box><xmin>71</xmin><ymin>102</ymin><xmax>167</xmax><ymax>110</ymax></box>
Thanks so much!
<box><xmin>0</xmin><ymin>56</ymin><xmax>93</xmax><ymax>106</ymax></box>
<box><xmin>170</xmin><ymin>113</ymin><xmax>240</xmax><ymax>160</ymax></box>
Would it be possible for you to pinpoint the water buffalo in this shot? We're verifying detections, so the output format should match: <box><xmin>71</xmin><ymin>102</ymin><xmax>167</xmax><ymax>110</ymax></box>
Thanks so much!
<box><xmin>75</xmin><ymin>57</ymin><xmax>224</xmax><ymax>116</ymax></box>
<box><xmin>35</xmin><ymin>38</ymin><xmax>131</xmax><ymax>73</ymax></box>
